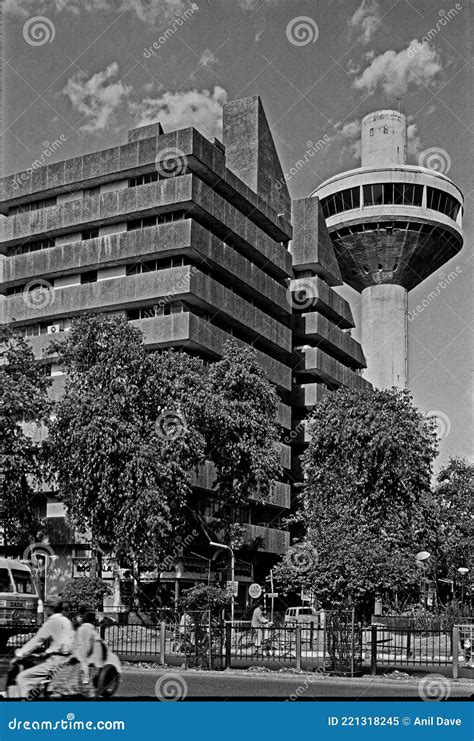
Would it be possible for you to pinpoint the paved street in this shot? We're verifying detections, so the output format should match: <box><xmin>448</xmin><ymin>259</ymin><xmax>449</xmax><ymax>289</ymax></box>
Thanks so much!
<box><xmin>107</xmin><ymin>669</ymin><xmax>474</xmax><ymax>700</ymax></box>
<box><xmin>1</xmin><ymin>656</ymin><xmax>472</xmax><ymax>700</ymax></box>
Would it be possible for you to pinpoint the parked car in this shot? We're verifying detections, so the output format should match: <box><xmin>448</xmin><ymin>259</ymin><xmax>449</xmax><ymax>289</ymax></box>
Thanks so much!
<box><xmin>284</xmin><ymin>607</ymin><xmax>318</xmax><ymax>626</ymax></box>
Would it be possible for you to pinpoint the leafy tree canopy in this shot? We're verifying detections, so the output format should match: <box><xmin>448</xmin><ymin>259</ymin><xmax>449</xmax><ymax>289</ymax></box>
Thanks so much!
<box><xmin>48</xmin><ymin>316</ymin><xmax>282</xmax><ymax>569</ymax></box>
<box><xmin>274</xmin><ymin>387</ymin><xmax>438</xmax><ymax>608</ymax></box>
<box><xmin>0</xmin><ymin>326</ymin><xmax>51</xmax><ymax>546</ymax></box>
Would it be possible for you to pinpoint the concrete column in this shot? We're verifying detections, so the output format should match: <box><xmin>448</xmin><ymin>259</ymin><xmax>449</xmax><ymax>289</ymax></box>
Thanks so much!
<box><xmin>360</xmin><ymin>284</ymin><xmax>407</xmax><ymax>389</ymax></box>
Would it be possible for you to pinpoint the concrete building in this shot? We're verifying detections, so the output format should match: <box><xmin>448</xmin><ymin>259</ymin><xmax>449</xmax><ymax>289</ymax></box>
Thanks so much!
<box><xmin>0</xmin><ymin>96</ymin><xmax>367</xmax><ymax>609</ymax></box>
<box><xmin>311</xmin><ymin>110</ymin><xmax>464</xmax><ymax>389</ymax></box>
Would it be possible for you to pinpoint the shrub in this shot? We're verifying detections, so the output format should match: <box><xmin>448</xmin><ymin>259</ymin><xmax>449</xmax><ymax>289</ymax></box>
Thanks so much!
<box><xmin>61</xmin><ymin>578</ymin><xmax>111</xmax><ymax>613</ymax></box>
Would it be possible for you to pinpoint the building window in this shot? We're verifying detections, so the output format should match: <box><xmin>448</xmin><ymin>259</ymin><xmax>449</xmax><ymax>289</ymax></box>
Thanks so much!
<box><xmin>426</xmin><ymin>187</ymin><xmax>461</xmax><ymax>220</ymax></box>
<box><xmin>10</xmin><ymin>197</ymin><xmax>57</xmax><ymax>215</ymax></box>
<box><xmin>320</xmin><ymin>187</ymin><xmax>360</xmax><ymax>219</ymax></box>
<box><xmin>82</xmin><ymin>228</ymin><xmax>99</xmax><ymax>240</ymax></box>
<box><xmin>81</xmin><ymin>270</ymin><xmax>98</xmax><ymax>284</ymax></box>
<box><xmin>362</xmin><ymin>182</ymin><xmax>423</xmax><ymax>207</ymax></box>
<box><xmin>128</xmin><ymin>172</ymin><xmax>160</xmax><ymax>188</ymax></box>
<box><xmin>9</xmin><ymin>236</ymin><xmax>56</xmax><ymax>256</ymax></box>
<box><xmin>126</xmin><ymin>211</ymin><xmax>185</xmax><ymax>231</ymax></box>
<box><xmin>126</xmin><ymin>255</ymin><xmax>188</xmax><ymax>276</ymax></box>
<box><xmin>126</xmin><ymin>301</ymin><xmax>187</xmax><ymax>321</ymax></box>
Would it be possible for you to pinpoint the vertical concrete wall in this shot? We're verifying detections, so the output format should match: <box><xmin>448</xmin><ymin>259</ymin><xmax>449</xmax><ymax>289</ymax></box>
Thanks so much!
<box><xmin>361</xmin><ymin>110</ymin><xmax>407</xmax><ymax>167</ymax></box>
<box><xmin>360</xmin><ymin>284</ymin><xmax>408</xmax><ymax>389</ymax></box>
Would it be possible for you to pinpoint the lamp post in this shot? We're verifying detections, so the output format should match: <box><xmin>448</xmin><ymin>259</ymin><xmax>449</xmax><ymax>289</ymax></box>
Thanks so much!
<box><xmin>209</xmin><ymin>541</ymin><xmax>235</xmax><ymax>624</ymax></box>
<box><xmin>415</xmin><ymin>551</ymin><xmax>431</xmax><ymax>607</ymax></box>
<box><xmin>457</xmin><ymin>567</ymin><xmax>469</xmax><ymax>608</ymax></box>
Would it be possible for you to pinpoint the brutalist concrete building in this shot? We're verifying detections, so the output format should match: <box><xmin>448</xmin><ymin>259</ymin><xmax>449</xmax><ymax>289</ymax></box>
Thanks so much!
<box><xmin>0</xmin><ymin>96</ymin><xmax>367</xmax><ymax>608</ymax></box>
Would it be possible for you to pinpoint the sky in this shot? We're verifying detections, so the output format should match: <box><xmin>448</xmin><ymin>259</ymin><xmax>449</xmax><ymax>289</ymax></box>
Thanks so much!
<box><xmin>2</xmin><ymin>0</ymin><xmax>472</xmax><ymax>469</ymax></box>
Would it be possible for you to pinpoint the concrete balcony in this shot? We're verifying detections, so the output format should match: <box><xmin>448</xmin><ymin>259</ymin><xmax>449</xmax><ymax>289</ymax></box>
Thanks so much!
<box><xmin>2</xmin><ymin>220</ymin><xmax>290</xmax><ymax>318</ymax></box>
<box><xmin>288</xmin><ymin>276</ymin><xmax>355</xmax><ymax>329</ymax></box>
<box><xmin>136</xmin><ymin>313</ymin><xmax>293</xmax><ymax>392</ymax></box>
<box><xmin>293</xmin><ymin>346</ymin><xmax>371</xmax><ymax>391</ymax></box>
<box><xmin>244</xmin><ymin>524</ymin><xmax>289</xmax><ymax>554</ymax></box>
<box><xmin>22</xmin><ymin>312</ymin><xmax>292</xmax><ymax>392</ymax></box>
<box><xmin>1</xmin><ymin>126</ymin><xmax>292</xmax><ymax>242</ymax></box>
<box><xmin>4</xmin><ymin>267</ymin><xmax>291</xmax><ymax>359</ymax></box>
<box><xmin>292</xmin><ymin>312</ymin><xmax>366</xmax><ymax>369</ymax></box>
<box><xmin>1</xmin><ymin>175</ymin><xmax>292</xmax><ymax>280</ymax></box>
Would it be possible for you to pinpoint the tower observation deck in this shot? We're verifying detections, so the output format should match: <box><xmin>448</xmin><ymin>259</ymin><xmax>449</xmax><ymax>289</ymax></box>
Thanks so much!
<box><xmin>311</xmin><ymin>110</ymin><xmax>464</xmax><ymax>389</ymax></box>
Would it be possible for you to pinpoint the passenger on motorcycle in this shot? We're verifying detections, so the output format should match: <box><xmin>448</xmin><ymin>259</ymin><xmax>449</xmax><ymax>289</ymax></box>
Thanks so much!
<box><xmin>14</xmin><ymin>595</ymin><xmax>74</xmax><ymax>698</ymax></box>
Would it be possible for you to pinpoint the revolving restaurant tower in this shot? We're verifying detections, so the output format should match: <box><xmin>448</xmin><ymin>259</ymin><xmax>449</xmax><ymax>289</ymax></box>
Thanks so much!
<box><xmin>311</xmin><ymin>110</ymin><xmax>464</xmax><ymax>388</ymax></box>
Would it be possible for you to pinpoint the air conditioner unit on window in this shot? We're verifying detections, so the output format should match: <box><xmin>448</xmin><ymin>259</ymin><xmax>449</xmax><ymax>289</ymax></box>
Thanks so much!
<box><xmin>47</xmin><ymin>324</ymin><xmax>61</xmax><ymax>334</ymax></box>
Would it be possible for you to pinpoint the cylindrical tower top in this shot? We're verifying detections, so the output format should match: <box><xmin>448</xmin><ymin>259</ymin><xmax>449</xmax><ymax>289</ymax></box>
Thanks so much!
<box><xmin>361</xmin><ymin>110</ymin><xmax>407</xmax><ymax>167</ymax></box>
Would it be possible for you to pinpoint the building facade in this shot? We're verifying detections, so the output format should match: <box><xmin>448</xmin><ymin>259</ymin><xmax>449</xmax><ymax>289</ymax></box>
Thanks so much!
<box><xmin>1</xmin><ymin>96</ymin><xmax>367</xmax><ymax>610</ymax></box>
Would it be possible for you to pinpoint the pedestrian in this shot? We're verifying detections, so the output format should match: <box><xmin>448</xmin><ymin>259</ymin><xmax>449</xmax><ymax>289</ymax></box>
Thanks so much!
<box><xmin>251</xmin><ymin>601</ymin><xmax>269</xmax><ymax>650</ymax></box>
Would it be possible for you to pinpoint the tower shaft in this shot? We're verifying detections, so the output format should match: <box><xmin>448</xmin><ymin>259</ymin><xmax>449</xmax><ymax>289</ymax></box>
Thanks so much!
<box><xmin>360</xmin><ymin>284</ymin><xmax>407</xmax><ymax>389</ymax></box>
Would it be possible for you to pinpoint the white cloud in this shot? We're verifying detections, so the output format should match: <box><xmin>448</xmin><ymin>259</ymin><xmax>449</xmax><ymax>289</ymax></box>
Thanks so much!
<box><xmin>62</xmin><ymin>63</ymin><xmax>133</xmax><ymax>134</ymax></box>
<box><xmin>129</xmin><ymin>86</ymin><xmax>228</xmax><ymax>140</ymax></box>
<box><xmin>334</xmin><ymin>118</ymin><xmax>362</xmax><ymax>161</ymax></box>
<box><xmin>407</xmin><ymin>122</ymin><xmax>422</xmax><ymax>159</ymax></box>
<box><xmin>5</xmin><ymin>0</ymin><xmax>197</xmax><ymax>24</ymax></box>
<box><xmin>352</xmin><ymin>40</ymin><xmax>443</xmax><ymax>97</ymax></box>
<box><xmin>349</xmin><ymin>0</ymin><xmax>382</xmax><ymax>45</ymax></box>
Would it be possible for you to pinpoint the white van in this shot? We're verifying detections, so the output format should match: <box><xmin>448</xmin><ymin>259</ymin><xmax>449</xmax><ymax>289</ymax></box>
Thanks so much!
<box><xmin>284</xmin><ymin>606</ymin><xmax>318</xmax><ymax>625</ymax></box>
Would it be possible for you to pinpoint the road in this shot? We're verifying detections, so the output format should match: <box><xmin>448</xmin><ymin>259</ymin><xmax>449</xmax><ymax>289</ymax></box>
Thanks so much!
<box><xmin>117</xmin><ymin>668</ymin><xmax>473</xmax><ymax>700</ymax></box>
<box><xmin>1</xmin><ymin>659</ymin><xmax>472</xmax><ymax>700</ymax></box>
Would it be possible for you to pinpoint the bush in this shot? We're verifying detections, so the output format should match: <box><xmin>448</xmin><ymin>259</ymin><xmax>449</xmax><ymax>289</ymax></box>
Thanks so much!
<box><xmin>61</xmin><ymin>578</ymin><xmax>111</xmax><ymax>613</ymax></box>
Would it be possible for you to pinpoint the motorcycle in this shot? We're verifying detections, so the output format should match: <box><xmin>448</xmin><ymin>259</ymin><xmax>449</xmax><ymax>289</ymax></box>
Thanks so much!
<box><xmin>4</xmin><ymin>643</ymin><xmax>121</xmax><ymax>699</ymax></box>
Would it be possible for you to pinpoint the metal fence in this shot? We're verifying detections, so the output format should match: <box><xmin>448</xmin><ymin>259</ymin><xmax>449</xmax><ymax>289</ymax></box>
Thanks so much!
<box><xmin>1</xmin><ymin>621</ymin><xmax>472</xmax><ymax>676</ymax></box>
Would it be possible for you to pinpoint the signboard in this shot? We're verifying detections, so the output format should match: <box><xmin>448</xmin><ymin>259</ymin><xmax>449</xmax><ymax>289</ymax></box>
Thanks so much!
<box><xmin>249</xmin><ymin>583</ymin><xmax>262</xmax><ymax>599</ymax></box>
<box><xmin>226</xmin><ymin>580</ymin><xmax>239</xmax><ymax>597</ymax></box>
<box><xmin>267</xmin><ymin>593</ymin><xmax>278</xmax><ymax>598</ymax></box>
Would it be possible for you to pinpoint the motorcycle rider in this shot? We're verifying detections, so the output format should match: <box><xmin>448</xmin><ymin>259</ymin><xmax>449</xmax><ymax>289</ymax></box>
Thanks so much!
<box><xmin>13</xmin><ymin>595</ymin><xmax>75</xmax><ymax>699</ymax></box>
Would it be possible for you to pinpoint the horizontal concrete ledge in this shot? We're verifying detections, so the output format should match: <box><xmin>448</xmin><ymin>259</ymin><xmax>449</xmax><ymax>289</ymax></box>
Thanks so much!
<box><xmin>1</xmin><ymin>127</ymin><xmax>292</xmax><ymax>242</ymax></box>
<box><xmin>293</xmin><ymin>346</ymin><xmax>371</xmax><ymax>391</ymax></box>
<box><xmin>293</xmin><ymin>312</ymin><xmax>366</xmax><ymax>369</ymax></box>
<box><xmin>288</xmin><ymin>276</ymin><xmax>355</xmax><ymax>329</ymax></box>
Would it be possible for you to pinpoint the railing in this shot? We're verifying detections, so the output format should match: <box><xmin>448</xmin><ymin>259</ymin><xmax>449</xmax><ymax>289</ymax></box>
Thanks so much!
<box><xmin>365</xmin><ymin>626</ymin><xmax>453</xmax><ymax>669</ymax></box>
<box><xmin>2</xmin><ymin>621</ymin><xmax>472</xmax><ymax>677</ymax></box>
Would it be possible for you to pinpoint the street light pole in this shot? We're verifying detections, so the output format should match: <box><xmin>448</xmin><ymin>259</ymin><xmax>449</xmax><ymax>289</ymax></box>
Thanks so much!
<box><xmin>457</xmin><ymin>567</ymin><xmax>469</xmax><ymax>609</ymax></box>
<box><xmin>209</xmin><ymin>542</ymin><xmax>235</xmax><ymax>624</ymax></box>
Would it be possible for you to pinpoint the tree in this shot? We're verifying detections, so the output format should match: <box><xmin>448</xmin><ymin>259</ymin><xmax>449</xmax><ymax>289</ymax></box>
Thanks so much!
<box><xmin>48</xmin><ymin>315</ymin><xmax>205</xmax><ymax>576</ymax></box>
<box><xmin>199</xmin><ymin>341</ymin><xmax>282</xmax><ymax>545</ymax></box>
<box><xmin>274</xmin><ymin>387</ymin><xmax>438</xmax><ymax>612</ymax></box>
<box><xmin>429</xmin><ymin>457</ymin><xmax>473</xmax><ymax>599</ymax></box>
<box><xmin>0</xmin><ymin>326</ymin><xmax>51</xmax><ymax>547</ymax></box>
